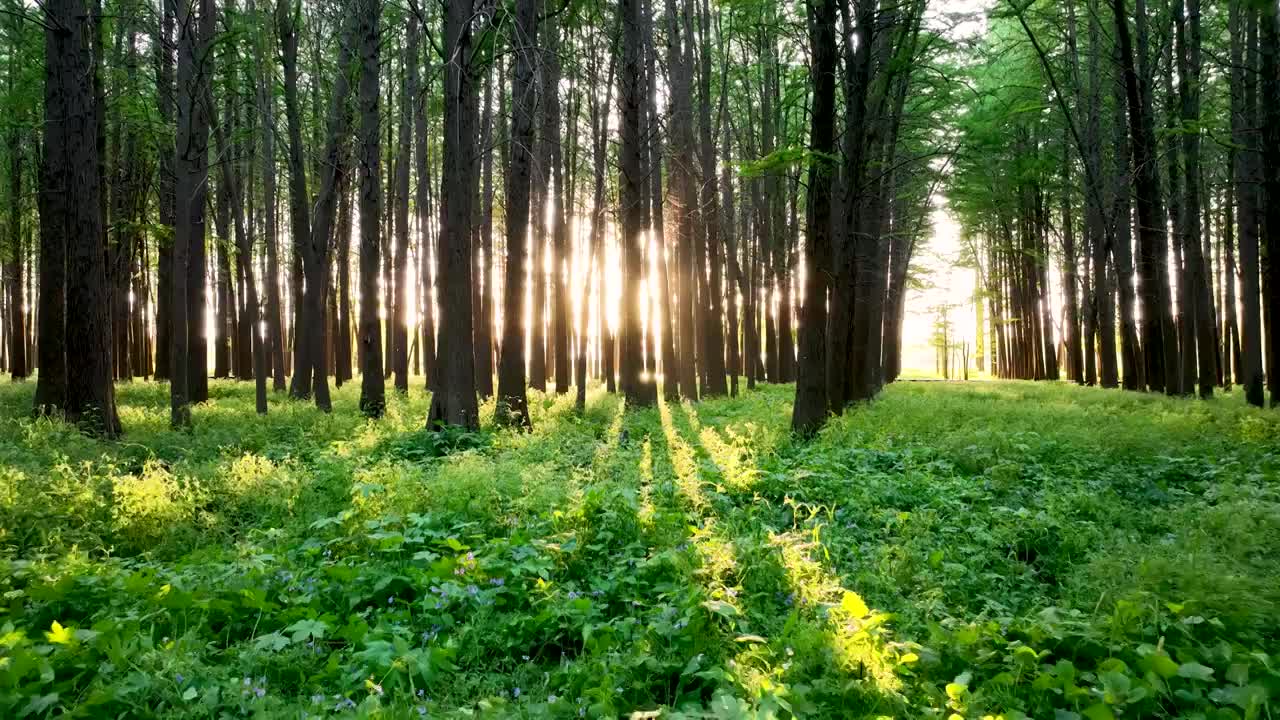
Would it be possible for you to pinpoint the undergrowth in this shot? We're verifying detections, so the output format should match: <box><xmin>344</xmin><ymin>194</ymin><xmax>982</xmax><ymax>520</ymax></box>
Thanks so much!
<box><xmin>0</xmin><ymin>378</ymin><xmax>1277</xmax><ymax>718</ymax></box>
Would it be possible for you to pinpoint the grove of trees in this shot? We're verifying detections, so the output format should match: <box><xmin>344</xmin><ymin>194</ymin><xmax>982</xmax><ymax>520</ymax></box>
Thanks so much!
<box><xmin>0</xmin><ymin>0</ymin><xmax>1276</xmax><ymax>440</ymax></box>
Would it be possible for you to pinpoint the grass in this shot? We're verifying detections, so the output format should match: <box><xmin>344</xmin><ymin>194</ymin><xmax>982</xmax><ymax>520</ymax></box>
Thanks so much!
<box><xmin>0</xmin><ymin>377</ymin><xmax>1278</xmax><ymax>719</ymax></box>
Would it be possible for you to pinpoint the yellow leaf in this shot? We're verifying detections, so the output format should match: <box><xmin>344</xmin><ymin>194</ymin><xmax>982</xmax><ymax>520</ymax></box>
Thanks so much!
<box><xmin>46</xmin><ymin>621</ymin><xmax>75</xmax><ymax>646</ymax></box>
<box><xmin>841</xmin><ymin>591</ymin><xmax>870</xmax><ymax>618</ymax></box>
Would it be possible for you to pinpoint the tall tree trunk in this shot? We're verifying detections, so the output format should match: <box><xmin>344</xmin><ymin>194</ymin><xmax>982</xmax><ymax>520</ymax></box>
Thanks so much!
<box><xmin>426</xmin><ymin>0</ymin><xmax>481</xmax><ymax>428</ymax></box>
<box><xmin>153</xmin><ymin>0</ymin><xmax>176</xmax><ymax>382</ymax></box>
<box><xmin>335</xmin><ymin>162</ymin><xmax>353</xmax><ymax>385</ymax></box>
<box><xmin>5</xmin><ymin>110</ymin><xmax>25</xmax><ymax>379</ymax></box>
<box><xmin>619</xmin><ymin>0</ymin><xmax>652</xmax><ymax>406</ymax></box>
<box><xmin>256</xmin><ymin>6</ymin><xmax>286</xmax><ymax>391</ymax></box>
<box><xmin>577</xmin><ymin>33</ymin><xmax>614</xmax><ymax>411</ymax></box>
<box><xmin>695</xmin><ymin>0</ymin><xmax>727</xmax><ymax>397</ymax></box>
<box><xmin>528</xmin><ymin>29</ymin><xmax>550</xmax><ymax>394</ymax></box>
<box><xmin>496</xmin><ymin>1</ymin><xmax>537</xmax><ymax>427</ymax></box>
<box><xmin>1109</xmin><ymin>40</ymin><xmax>1140</xmax><ymax>390</ymax></box>
<box><xmin>547</xmin><ymin>18</ymin><xmax>571</xmax><ymax>395</ymax></box>
<box><xmin>1259</xmin><ymin>1</ymin><xmax>1280</xmax><ymax>407</ymax></box>
<box><xmin>475</xmin><ymin>50</ymin><xmax>495</xmax><ymax>398</ymax></box>
<box><xmin>1174</xmin><ymin>0</ymin><xmax>1214</xmax><ymax>398</ymax></box>
<box><xmin>212</xmin><ymin>102</ymin><xmax>235</xmax><ymax>382</ymax></box>
<box><xmin>169</xmin><ymin>0</ymin><xmax>215</xmax><ymax>428</ymax></box>
<box><xmin>302</xmin><ymin>11</ymin><xmax>357</xmax><ymax>411</ymax></box>
<box><xmin>357</xmin><ymin>0</ymin><xmax>385</xmax><ymax>417</ymax></box>
<box><xmin>1061</xmin><ymin>135</ymin><xmax>1083</xmax><ymax>384</ymax></box>
<box><xmin>828</xmin><ymin>0</ymin><xmax>875</xmax><ymax>411</ymax></box>
<box><xmin>1113</xmin><ymin>0</ymin><xmax>1178</xmax><ymax>394</ymax></box>
<box><xmin>392</xmin><ymin>16</ymin><xmax>412</xmax><ymax>394</ymax></box>
<box><xmin>665</xmin><ymin>0</ymin><xmax>698</xmax><ymax>400</ymax></box>
<box><xmin>792</xmin><ymin>0</ymin><xmax>836</xmax><ymax>435</ymax></box>
<box><xmin>412</xmin><ymin>1</ymin><xmax>437</xmax><ymax>392</ymax></box>
<box><xmin>1231</xmin><ymin>0</ymin><xmax>1263</xmax><ymax>406</ymax></box>
<box><xmin>278</xmin><ymin>0</ymin><xmax>312</xmax><ymax>399</ymax></box>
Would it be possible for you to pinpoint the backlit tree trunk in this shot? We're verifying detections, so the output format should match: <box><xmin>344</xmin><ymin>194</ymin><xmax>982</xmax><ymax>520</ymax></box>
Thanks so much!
<box><xmin>357</xmin><ymin>0</ymin><xmax>385</xmax><ymax>417</ymax></box>
<box><xmin>792</xmin><ymin>0</ymin><xmax>837</xmax><ymax>436</ymax></box>
<box><xmin>497</xmin><ymin>0</ymin><xmax>537</xmax><ymax>427</ymax></box>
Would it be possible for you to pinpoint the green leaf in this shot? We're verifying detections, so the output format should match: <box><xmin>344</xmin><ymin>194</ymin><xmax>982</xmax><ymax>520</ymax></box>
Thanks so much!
<box><xmin>701</xmin><ymin>600</ymin><xmax>739</xmax><ymax>618</ymax></box>
<box><xmin>1177</xmin><ymin>662</ymin><xmax>1215</xmax><ymax>681</ymax></box>
<box><xmin>18</xmin><ymin>693</ymin><xmax>59</xmax><ymax>717</ymax></box>
<box><xmin>252</xmin><ymin>632</ymin><xmax>290</xmax><ymax>652</ymax></box>
<box><xmin>734</xmin><ymin>634</ymin><xmax>767</xmax><ymax>644</ymax></box>
<box><xmin>1225</xmin><ymin>663</ymin><xmax>1249</xmax><ymax>686</ymax></box>
<box><xmin>284</xmin><ymin>619</ymin><xmax>328</xmax><ymax>643</ymax></box>
<box><xmin>182</xmin><ymin>687</ymin><xmax>198</xmax><ymax>701</ymax></box>
<box><xmin>1148</xmin><ymin>652</ymin><xmax>1179</xmax><ymax>679</ymax></box>
<box><xmin>1081</xmin><ymin>704</ymin><xmax>1115</xmax><ymax>720</ymax></box>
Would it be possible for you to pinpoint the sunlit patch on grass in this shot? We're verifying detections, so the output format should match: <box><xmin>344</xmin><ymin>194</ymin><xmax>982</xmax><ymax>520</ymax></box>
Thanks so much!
<box><xmin>657</xmin><ymin>400</ymin><xmax>709</xmax><ymax>513</ymax></box>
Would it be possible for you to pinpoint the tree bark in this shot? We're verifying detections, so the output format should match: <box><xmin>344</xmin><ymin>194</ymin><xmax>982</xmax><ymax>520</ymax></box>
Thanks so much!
<box><xmin>792</xmin><ymin>0</ymin><xmax>837</xmax><ymax>436</ymax></box>
<box><xmin>1113</xmin><ymin>0</ymin><xmax>1178</xmax><ymax>394</ymax></box>
<box><xmin>1259</xmin><ymin>1</ymin><xmax>1280</xmax><ymax>407</ymax></box>
<box><xmin>391</xmin><ymin>13</ymin><xmax>412</xmax><ymax>394</ymax></box>
<box><xmin>357</xmin><ymin>0</ymin><xmax>385</xmax><ymax>417</ymax></box>
<box><xmin>497</xmin><ymin>0</ymin><xmax>537</xmax><ymax>427</ymax></box>
<box><xmin>426</xmin><ymin>0</ymin><xmax>481</xmax><ymax>429</ymax></box>
<box><xmin>1176</xmin><ymin>0</ymin><xmax>1214</xmax><ymax>397</ymax></box>
<box><xmin>168</xmin><ymin>0</ymin><xmax>215</xmax><ymax>428</ymax></box>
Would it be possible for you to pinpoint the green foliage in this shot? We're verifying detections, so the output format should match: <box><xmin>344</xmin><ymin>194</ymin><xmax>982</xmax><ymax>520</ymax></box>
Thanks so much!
<box><xmin>0</xmin><ymin>379</ymin><xmax>1277</xmax><ymax>718</ymax></box>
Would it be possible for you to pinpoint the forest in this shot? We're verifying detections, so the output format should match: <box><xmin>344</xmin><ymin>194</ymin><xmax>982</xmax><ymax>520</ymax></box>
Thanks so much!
<box><xmin>0</xmin><ymin>0</ymin><xmax>1279</xmax><ymax>716</ymax></box>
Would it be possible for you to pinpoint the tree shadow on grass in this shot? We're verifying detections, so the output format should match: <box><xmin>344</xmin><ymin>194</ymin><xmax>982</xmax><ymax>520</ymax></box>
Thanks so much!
<box><xmin>660</xmin><ymin>400</ymin><xmax>913</xmax><ymax>717</ymax></box>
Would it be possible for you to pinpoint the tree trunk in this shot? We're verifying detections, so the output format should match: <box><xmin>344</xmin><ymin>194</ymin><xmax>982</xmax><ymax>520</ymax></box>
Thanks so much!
<box><xmin>426</xmin><ymin>0</ymin><xmax>481</xmax><ymax>428</ymax></box>
<box><xmin>1172</xmin><ymin>0</ymin><xmax>1212</xmax><ymax>398</ymax></box>
<box><xmin>475</xmin><ymin>49</ymin><xmax>495</xmax><ymax>398</ymax></box>
<box><xmin>412</xmin><ymin>2</ymin><xmax>437</xmax><ymax>392</ymax></box>
<box><xmin>792</xmin><ymin>0</ymin><xmax>837</xmax><ymax>436</ymax></box>
<box><xmin>546</xmin><ymin>17</ymin><xmax>571</xmax><ymax>395</ymax></box>
<box><xmin>1260</xmin><ymin>1</ymin><xmax>1280</xmax><ymax>407</ymax></box>
<box><xmin>695</xmin><ymin>0</ymin><xmax>727</xmax><ymax>397</ymax></box>
<box><xmin>391</xmin><ymin>15</ymin><xmax>412</xmax><ymax>394</ymax></box>
<box><xmin>5</xmin><ymin>115</ymin><xmax>25</xmax><ymax>379</ymax></box>
<box><xmin>1231</xmin><ymin>0</ymin><xmax>1263</xmax><ymax>406</ymax></box>
<box><xmin>357</xmin><ymin>0</ymin><xmax>385</xmax><ymax>417</ymax></box>
<box><xmin>496</xmin><ymin>1</ymin><xmax>537</xmax><ymax>427</ymax></box>
<box><xmin>1113</xmin><ymin>0</ymin><xmax>1178</xmax><ymax>394</ymax></box>
<box><xmin>618</xmin><ymin>0</ymin><xmax>652</xmax><ymax>406</ymax></box>
<box><xmin>255</xmin><ymin>8</ymin><xmax>286</xmax><ymax>391</ymax></box>
<box><xmin>168</xmin><ymin>0</ymin><xmax>215</xmax><ymax>428</ymax></box>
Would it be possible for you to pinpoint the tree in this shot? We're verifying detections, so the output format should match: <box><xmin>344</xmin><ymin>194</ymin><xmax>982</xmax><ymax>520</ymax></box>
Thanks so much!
<box><xmin>34</xmin><ymin>0</ymin><xmax>119</xmax><ymax>435</ymax></box>
<box><xmin>426</xmin><ymin>0</ymin><xmax>481</xmax><ymax>429</ymax></box>
<box><xmin>357</xmin><ymin>0</ymin><xmax>384</xmax><ymax>418</ymax></box>
<box><xmin>168</xmin><ymin>0</ymin><xmax>216</xmax><ymax>429</ymax></box>
<box><xmin>1173</xmin><ymin>0</ymin><xmax>1214</xmax><ymax>398</ymax></box>
<box><xmin>496</xmin><ymin>0</ymin><xmax>537</xmax><ymax>428</ymax></box>
<box><xmin>391</xmin><ymin>1</ymin><xmax>412</xmax><ymax>395</ymax></box>
<box><xmin>1113</xmin><ymin>0</ymin><xmax>1178</xmax><ymax>395</ymax></box>
<box><xmin>1260</xmin><ymin>0</ymin><xmax>1280</xmax><ymax>407</ymax></box>
<box><xmin>791</xmin><ymin>0</ymin><xmax>837</xmax><ymax>436</ymax></box>
<box><xmin>617</xmin><ymin>0</ymin><xmax>653</xmax><ymax>407</ymax></box>
<box><xmin>4</xmin><ymin>34</ymin><xmax>25</xmax><ymax>380</ymax></box>
<box><xmin>665</xmin><ymin>0</ymin><xmax>699</xmax><ymax>401</ymax></box>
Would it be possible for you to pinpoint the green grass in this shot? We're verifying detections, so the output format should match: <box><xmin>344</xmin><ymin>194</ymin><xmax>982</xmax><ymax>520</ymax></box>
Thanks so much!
<box><xmin>1</xmin><ymin>378</ymin><xmax>1278</xmax><ymax>719</ymax></box>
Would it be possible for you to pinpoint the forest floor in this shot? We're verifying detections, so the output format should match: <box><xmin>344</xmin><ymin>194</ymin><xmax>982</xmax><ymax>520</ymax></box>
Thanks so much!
<box><xmin>1</xmin><ymin>378</ymin><xmax>1278</xmax><ymax>719</ymax></box>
